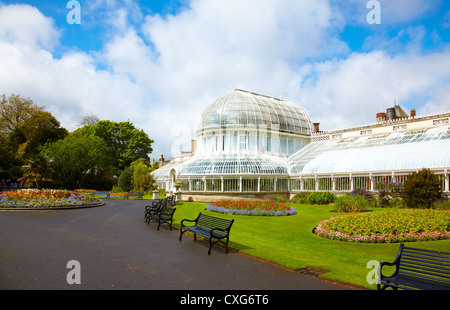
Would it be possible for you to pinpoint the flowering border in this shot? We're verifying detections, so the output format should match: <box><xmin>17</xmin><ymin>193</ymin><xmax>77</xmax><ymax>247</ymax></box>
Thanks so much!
<box><xmin>313</xmin><ymin>218</ymin><xmax>450</xmax><ymax>243</ymax></box>
<box><xmin>0</xmin><ymin>189</ymin><xmax>103</xmax><ymax>210</ymax></box>
<box><xmin>206</xmin><ymin>200</ymin><xmax>297</xmax><ymax>216</ymax></box>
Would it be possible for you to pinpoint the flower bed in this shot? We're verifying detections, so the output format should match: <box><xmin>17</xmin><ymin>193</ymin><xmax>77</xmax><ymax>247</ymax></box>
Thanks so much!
<box><xmin>314</xmin><ymin>209</ymin><xmax>450</xmax><ymax>243</ymax></box>
<box><xmin>0</xmin><ymin>189</ymin><xmax>102</xmax><ymax>209</ymax></box>
<box><xmin>206</xmin><ymin>200</ymin><xmax>297</xmax><ymax>216</ymax></box>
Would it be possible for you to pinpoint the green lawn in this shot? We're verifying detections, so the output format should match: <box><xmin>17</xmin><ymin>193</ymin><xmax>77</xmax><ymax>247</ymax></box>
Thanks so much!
<box><xmin>169</xmin><ymin>201</ymin><xmax>450</xmax><ymax>289</ymax></box>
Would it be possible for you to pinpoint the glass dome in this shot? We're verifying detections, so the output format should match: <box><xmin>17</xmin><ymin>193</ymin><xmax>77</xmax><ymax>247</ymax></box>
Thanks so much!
<box><xmin>197</xmin><ymin>89</ymin><xmax>314</xmax><ymax>135</ymax></box>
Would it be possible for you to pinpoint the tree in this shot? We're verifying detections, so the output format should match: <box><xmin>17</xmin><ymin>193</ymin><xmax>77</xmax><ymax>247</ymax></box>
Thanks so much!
<box><xmin>130</xmin><ymin>158</ymin><xmax>154</xmax><ymax>192</ymax></box>
<box><xmin>90</xmin><ymin>120</ymin><xmax>154</xmax><ymax>172</ymax></box>
<box><xmin>19</xmin><ymin>154</ymin><xmax>56</xmax><ymax>189</ymax></box>
<box><xmin>15</xmin><ymin>110</ymin><xmax>68</xmax><ymax>159</ymax></box>
<box><xmin>41</xmin><ymin>134</ymin><xmax>114</xmax><ymax>189</ymax></box>
<box><xmin>0</xmin><ymin>94</ymin><xmax>68</xmax><ymax>181</ymax></box>
<box><xmin>118</xmin><ymin>166</ymin><xmax>134</xmax><ymax>192</ymax></box>
<box><xmin>77</xmin><ymin>114</ymin><xmax>100</xmax><ymax>127</ymax></box>
<box><xmin>401</xmin><ymin>169</ymin><xmax>442</xmax><ymax>209</ymax></box>
<box><xmin>0</xmin><ymin>94</ymin><xmax>44</xmax><ymax>137</ymax></box>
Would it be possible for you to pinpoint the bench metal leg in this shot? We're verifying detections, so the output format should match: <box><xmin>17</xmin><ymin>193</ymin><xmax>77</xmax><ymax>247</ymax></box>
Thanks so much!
<box><xmin>208</xmin><ymin>239</ymin><xmax>213</xmax><ymax>255</ymax></box>
<box><xmin>179</xmin><ymin>230</ymin><xmax>185</xmax><ymax>241</ymax></box>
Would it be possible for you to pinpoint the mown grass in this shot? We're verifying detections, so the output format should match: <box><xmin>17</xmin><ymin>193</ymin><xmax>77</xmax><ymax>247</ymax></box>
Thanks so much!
<box><xmin>169</xmin><ymin>201</ymin><xmax>450</xmax><ymax>289</ymax></box>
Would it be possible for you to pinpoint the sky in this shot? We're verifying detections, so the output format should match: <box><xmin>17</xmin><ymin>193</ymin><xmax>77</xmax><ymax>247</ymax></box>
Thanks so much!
<box><xmin>0</xmin><ymin>0</ymin><xmax>449</xmax><ymax>159</ymax></box>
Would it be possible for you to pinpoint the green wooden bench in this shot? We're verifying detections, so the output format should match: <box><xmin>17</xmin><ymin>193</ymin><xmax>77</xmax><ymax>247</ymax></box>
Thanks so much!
<box><xmin>179</xmin><ymin>212</ymin><xmax>234</xmax><ymax>254</ymax></box>
<box><xmin>157</xmin><ymin>208</ymin><xmax>176</xmax><ymax>231</ymax></box>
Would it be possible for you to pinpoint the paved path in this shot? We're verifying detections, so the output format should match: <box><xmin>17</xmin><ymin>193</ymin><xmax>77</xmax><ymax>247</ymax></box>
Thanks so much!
<box><xmin>0</xmin><ymin>200</ymin><xmax>352</xmax><ymax>291</ymax></box>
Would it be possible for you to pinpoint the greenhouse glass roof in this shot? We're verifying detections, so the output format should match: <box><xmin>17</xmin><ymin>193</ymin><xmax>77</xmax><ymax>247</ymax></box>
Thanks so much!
<box><xmin>197</xmin><ymin>89</ymin><xmax>314</xmax><ymax>135</ymax></box>
<box><xmin>178</xmin><ymin>154</ymin><xmax>288</xmax><ymax>176</ymax></box>
<box><xmin>289</xmin><ymin>126</ymin><xmax>450</xmax><ymax>175</ymax></box>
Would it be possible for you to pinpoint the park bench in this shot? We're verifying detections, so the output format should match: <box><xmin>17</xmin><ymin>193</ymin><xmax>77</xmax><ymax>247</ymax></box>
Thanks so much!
<box><xmin>145</xmin><ymin>198</ymin><xmax>167</xmax><ymax>224</ymax></box>
<box><xmin>127</xmin><ymin>192</ymin><xmax>143</xmax><ymax>199</ymax></box>
<box><xmin>378</xmin><ymin>243</ymin><xmax>450</xmax><ymax>290</ymax></box>
<box><xmin>109</xmin><ymin>192</ymin><xmax>128</xmax><ymax>199</ymax></box>
<box><xmin>179</xmin><ymin>212</ymin><xmax>234</xmax><ymax>254</ymax></box>
<box><xmin>167</xmin><ymin>194</ymin><xmax>176</xmax><ymax>206</ymax></box>
<box><xmin>95</xmin><ymin>191</ymin><xmax>110</xmax><ymax>198</ymax></box>
<box><xmin>157</xmin><ymin>208</ymin><xmax>177</xmax><ymax>231</ymax></box>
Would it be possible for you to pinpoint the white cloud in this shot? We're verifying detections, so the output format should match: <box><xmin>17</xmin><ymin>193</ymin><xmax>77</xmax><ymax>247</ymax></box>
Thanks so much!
<box><xmin>298</xmin><ymin>50</ymin><xmax>450</xmax><ymax>130</ymax></box>
<box><xmin>0</xmin><ymin>4</ymin><xmax>60</xmax><ymax>50</ymax></box>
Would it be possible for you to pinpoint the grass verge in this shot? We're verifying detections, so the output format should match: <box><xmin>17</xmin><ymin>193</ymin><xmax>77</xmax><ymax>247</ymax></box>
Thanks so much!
<box><xmin>170</xmin><ymin>201</ymin><xmax>450</xmax><ymax>289</ymax></box>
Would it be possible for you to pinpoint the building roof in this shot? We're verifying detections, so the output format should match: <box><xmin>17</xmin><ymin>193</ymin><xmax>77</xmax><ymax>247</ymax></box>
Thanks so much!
<box><xmin>289</xmin><ymin>125</ymin><xmax>450</xmax><ymax>175</ymax></box>
<box><xmin>196</xmin><ymin>89</ymin><xmax>314</xmax><ymax>136</ymax></box>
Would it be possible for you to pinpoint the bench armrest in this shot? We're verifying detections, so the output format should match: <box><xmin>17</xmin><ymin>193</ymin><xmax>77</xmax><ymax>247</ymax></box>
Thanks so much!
<box><xmin>210</xmin><ymin>227</ymin><xmax>230</xmax><ymax>238</ymax></box>
<box><xmin>211</xmin><ymin>227</ymin><xmax>228</xmax><ymax>233</ymax></box>
<box><xmin>180</xmin><ymin>219</ymin><xmax>197</xmax><ymax>227</ymax></box>
<box><xmin>379</xmin><ymin>260</ymin><xmax>400</xmax><ymax>279</ymax></box>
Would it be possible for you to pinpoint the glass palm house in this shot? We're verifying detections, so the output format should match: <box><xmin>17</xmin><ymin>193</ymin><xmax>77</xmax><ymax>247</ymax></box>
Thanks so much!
<box><xmin>152</xmin><ymin>89</ymin><xmax>450</xmax><ymax>201</ymax></box>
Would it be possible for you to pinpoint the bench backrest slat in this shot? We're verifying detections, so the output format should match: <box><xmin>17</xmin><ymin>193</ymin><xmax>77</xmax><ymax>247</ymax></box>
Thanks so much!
<box><xmin>398</xmin><ymin>246</ymin><xmax>450</xmax><ymax>287</ymax></box>
<box><xmin>196</xmin><ymin>213</ymin><xmax>233</xmax><ymax>231</ymax></box>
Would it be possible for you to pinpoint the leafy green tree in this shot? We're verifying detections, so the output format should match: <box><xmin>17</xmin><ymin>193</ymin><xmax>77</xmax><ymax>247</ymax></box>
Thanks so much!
<box><xmin>74</xmin><ymin>120</ymin><xmax>153</xmax><ymax>172</ymax></box>
<box><xmin>401</xmin><ymin>169</ymin><xmax>442</xmax><ymax>209</ymax></box>
<box><xmin>19</xmin><ymin>154</ymin><xmax>56</xmax><ymax>189</ymax></box>
<box><xmin>41</xmin><ymin>134</ymin><xmax>113</xmax><ymax>189</ymax></box>
<box><xmin>0</xmin><ymin>94</ymin><xmax>68</xmax><ymax>181</ymax></box>
<box><xmin>15</xmin><ymin>110</ymin><xmax>68</xmax><ymax>159</ymax></box>
<box><xmin>118</xmin><ymin>166</ymin><xmax>134</xmax><ymax>192</ymax></box>
<box><xmin>0</xmin><ymin>94</ymin><xmax>44</xmax><ymax>137</ymax></box>
<box><xmin>0</xmin><ymin>137</ymin><xmax>22</xmax><ymax>180</ymax></box>
<box><xmin>130</xmin><ymin>158</ymin><xmax>154</xmax><ymax>192</ymax></box>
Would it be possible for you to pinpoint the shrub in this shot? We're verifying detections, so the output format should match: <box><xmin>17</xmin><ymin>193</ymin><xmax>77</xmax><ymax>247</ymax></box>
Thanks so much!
<box><xmin>376</xmin><ymin>182</ymin><xmax>403</xmax><ymax>207</ymax></box>
<box><xmin>305</xmin><ymin>191</ymin><xmax>336</xmax><ymax>205</ymax></box>
<box><xmin>433</xmin><ymin>199</ymin><xmax>450</xmax><ymax>210</ymax></box>
<box><xmin>291</xmin><ymin>192</ymin><xmax>310</xmax><ymax>204</ymax></box>
<box><xmin>351</xmin><ymin>188</ymin><xmax>375</xmax><ymax>203</ymax></box>
<box><xmin>333</xmin><ymin>194</ymin><xmax>370</xmax><ymax>212</ymax></box>
<box><xmin>402</xmin><ymin>169</ymin><xmax>442</xmax><ymax>209</ymax></box>
<box><xmin>117</xmin><ymin>166</ymin><xmax>134</xmax><ymax>192</ymax></box>
<box><xmin>291</xmin><ymin>192</ymin><xmax>335</xmax><ymax>205</ymax></box>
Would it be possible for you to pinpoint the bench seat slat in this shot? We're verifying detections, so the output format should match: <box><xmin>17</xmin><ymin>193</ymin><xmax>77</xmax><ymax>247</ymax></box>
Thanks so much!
<box><xmin>381</xmin><ymin>276</ymin><xmax>450</xmax><ymax>290</ymax></box>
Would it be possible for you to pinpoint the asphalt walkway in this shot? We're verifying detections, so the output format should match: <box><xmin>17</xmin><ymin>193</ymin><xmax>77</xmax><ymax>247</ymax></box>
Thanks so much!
<box><xmin>0</xmin><ymin>200</ymin><xmax>352</xmax><ymax>292</ymax></box>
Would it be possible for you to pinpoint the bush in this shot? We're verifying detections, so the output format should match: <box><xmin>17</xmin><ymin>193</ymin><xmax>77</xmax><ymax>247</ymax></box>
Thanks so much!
<box><xmin>306</xmin><ymin>191</ymin><xmax>336</xmax><ymax>205</ymax></box>
<box><xmin>291</xmin><ymin>192</ymin><xmax>335</xmax><ymax>205</ymax></box>
<box><xmin>433</xmin><ymin>199</ymin><xmax>450</xmax><ymax>210</ymax></box>
<box><xmin>402</xmin><ymin>169</ymin><xmax>442</xmax><ymax>209</ymax></box>
<box><xmin>117</xmin><ymin>166</ymin><xmax>134</xmax><ymax>192</ymax></box>
<box><xmin>333</xmin><ymin>194</ymin><xmax>370</xmax><ymax>212</ymax></box>
<box><xmin>351</xmin><ymin>188</ymin><xmax>374</xmax><ymax>203</ymax></box>
<box><xmin>376</xmin><ymin>182</ymin><xmax>403</xmax><ymax>207</ymax></box>
<box><xmin>291</xmin><ymin>192</ymin><xmax>310</xmax><ymax>204</ymax></box>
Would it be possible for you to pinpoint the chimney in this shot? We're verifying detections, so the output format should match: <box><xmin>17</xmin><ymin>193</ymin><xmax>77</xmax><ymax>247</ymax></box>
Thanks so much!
<box><xmin>158</xmin><ymin>154</ymin><xmax>165</xmax><ymax>168</ymax></box>
<box><xmin>376</xmin><ymin>112</ymin><xmax>386</xmax><ymax>123</ymax></box>
<box><xmin>191</xmin><ymin>140</ymin><xmax>197</xmax><ymax>154</ymax></box>
<box><xmin>410</xmin><ymin>109</ymin><xmax>416</xmax><ymax>118</ymax></box>
<box><xmin>313</xmin><ymin>123</ymin><xmax>320</xmax><ymax>132</ymax></box>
